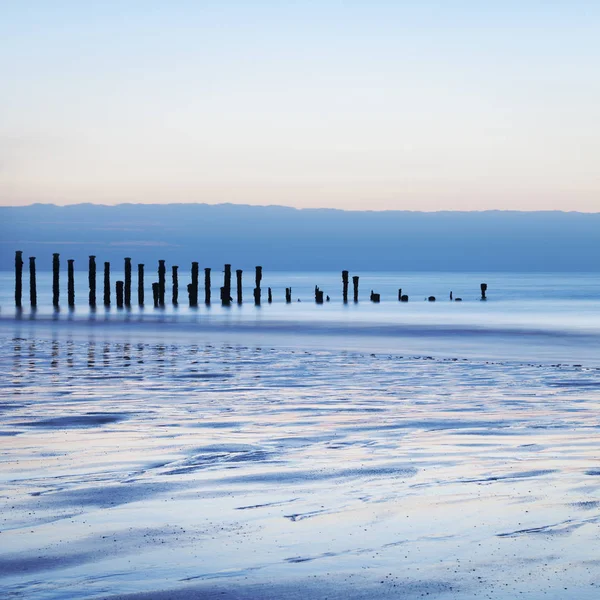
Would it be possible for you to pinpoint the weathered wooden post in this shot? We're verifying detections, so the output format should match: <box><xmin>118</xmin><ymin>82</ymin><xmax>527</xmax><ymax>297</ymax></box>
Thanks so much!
<box><xmin>285</xmin><ymin>287</ymin><xmax>292</xmax><ymax>303</ymax></box>
<box><xmin>187</xmin><ymin>284</ymin><xmax>193</xmax><ymax>305</ymax></box>
<box><xmin>29</xmin><ymin>257</ymin><xmax>37</xmax><ymax>308</ymax></box>
<box><xmin>400</xmin><ymin>294</ymin><xmax>409</xmax><ymax>302</ymax></box>
<box><xmin>124</xmin><ymin>257</ymin><xmax>132</xmax><ymax>307</ymax></box>
<box><xmin>67</xmin><ymin>259</ymin><xmax>75</xmax><ymax>308</ymax></box>
<box><xmin>450</xmin><ymin>291</ymin><xmax>453</xmax><ymax>301</ymax></box>
<box><xmin>138</xmin><ymin>264</ymin><xmax>144</xmax><ymax>306</ymax></box>
<box><xmin>204</xmin><ymin>268</ymin><xmax>211</xmax><ymax>305</ymax></box>
<box><xmin>236</xmin><ymin>269</ymin><xmax>243</xmax><ymax>304</ymax></box>
<box><xmin>370</xmin><ymin>290</ymin><xmax>380</xmax><ymax>303</ymax></box>
<box><xmin>428</xmin><ymin>296</ymin><xmax>436</xmax><ymax>302</ymax></box>
<box><xmin>116</xmin><ymin>281</ymin><xmax>124</xmax><ymax>308</ymax></box>
<box><xmin>315</xmin><ymin>286</ymin><xmax>324</xmax><ymax>304</ymax></box>
<box><xmin>89</xmin><ymin>256</ymin><xmax>96</xmax><ymax>308</ymax></box>
<box><xmin>158</xmin><ymin>260</ymin><xmax>166</xmax><ymax>307</ymax></box>
<box><xmin>268</xmin><ymin>287</ymin><xmax>272</xmax><ymax>303</ymax></box>
<box><xmin>15</xmin><ymin>251</ymin><xmax>23</xmax><ymax>308</ymax></box>
<box><xmin>190</xmin><ymin>262</ymin><xmax>199</xmax><ymax>307</ymax></box>
<box><xmin>103</xmin><ymin>262</ymin><xmax>110</xmax><ymax>307</ymax></box>
<box><xmin>352</xmin><ymin>276</ymin><xmax>359</xmax><ymax>303</ymax></box>
<box><xmin>254</xmin><ymin>266</ymin><xmax>262</xmax><ymax>306</ymax></box>
<box><xmin>52</xmin><ymin>253</ymin><xmax>60</xmax><ymax>308</ymax></box>
<box><xmin>172</xmin><ymin>266</ymin><xmax>179</xmax><ymax>305</ymax></box>
<box><xmin>152</xmin><ymin>283</ymin><xmax>159</xmax><ymax>307</ymax></box>
<box><xmin>342</xmin><ymin>270</ymin><xmax>349</xmax><ymax>304</ymax></box>
<box><xmin>398</xmin><ymin>288</ymin><xmax>402</xmax><ymax>301</ymax></box>
<box><xmin>480</xmin><ymin>283</ymin><xmax>487</xmax><ymax>301</ymax></box>
<box><xmin>221</xmin><ymin>264</ymin><xmax>231</xmax><ymax>306</ymax></box>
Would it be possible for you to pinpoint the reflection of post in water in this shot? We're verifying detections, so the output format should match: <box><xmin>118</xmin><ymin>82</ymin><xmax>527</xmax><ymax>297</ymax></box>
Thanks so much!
<box><xmin>103</xmin><ymin>343</ymin><xmax>110</xmax><ymax>367</ymax></box>
<box><xmin>66</xmin><ymin>339</ymin><xmax>74</xmax><ymax>368</ymax></box>
<box><xmin>136</xmin><ymin>343</ymin><xmax>144</xmax><ymax>365</ymax></box>
<box><xmin>12</xmin><ymin>338</ymin><xmax>22</xmax><ymax>382</ymax></box>
<box><xmin>124</xmin><ymin>342</ymin><xmax>131</xmax><ymax>367</ymax></box>
<box><xmin>87</xmin><ymin>342</ymin><xmax>96</xmax><ymax>369</ymax></box>
<box><xmin>28</xmin><ymin>340</ymin><xmax>36</xmax><ymax>373</ymax></box>
<box><xmin>156</xmin><ymin>344</ymin><xmax>166</xmax><ymax>376</ymax></box>
<box><xmin>51</xmin><ymin>340</ymin><xmax>59</xmax><ymax>369</ymax></box>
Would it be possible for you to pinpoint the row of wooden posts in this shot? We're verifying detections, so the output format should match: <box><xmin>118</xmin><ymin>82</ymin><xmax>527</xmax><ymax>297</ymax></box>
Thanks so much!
<box><xmin>13</xmin><ymin>251</ymin><xmax>488</xmax><ymax>309</ymax></box>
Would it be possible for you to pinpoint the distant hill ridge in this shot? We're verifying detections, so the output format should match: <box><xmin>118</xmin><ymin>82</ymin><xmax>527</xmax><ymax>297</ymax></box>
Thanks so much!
<box><xmin>1</xmin><ymin>203</ymin><xmax>599</xmax><ymax>272</ymax></box>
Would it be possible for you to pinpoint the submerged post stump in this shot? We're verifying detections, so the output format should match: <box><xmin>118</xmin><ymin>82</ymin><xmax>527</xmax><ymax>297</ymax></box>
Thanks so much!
<box><xmin>138</xmin><ymin>264</ymin><xmax>144</xmax><ymax>306</ymax></box>
<box><xmin>480</xmin><ymin>283</ymin><xmax>487</xmax><ymax>301</ymax></box>
<box><xmin>204</xmin><ymin>268</ymin><xmax>211</xmax><ymax>305</ymax></box>
<box><xmin>428</xmin><ymin>296</ymin><xmax>436</xmax><ymax>302</ymax></box>
<box><xmin>254</xmin><ymin>266</ymin><xmax>262</xmax><ymax>306</ymax></box>
<box><xmin>172</xmin><ymin>266</ymin><xmax>179</xmax><ymax>306</ymax></box>
<box><xmin>29</xmin><ymin>257</ymin><xmax>37</xmax><ymax>308</ymax></box>
<box><xmin>124</xmin><ymin>258</ymin><xmax>132</xmax><ymax>307</ymax></box>
<box><xmin>236</xmin><ymin>269</ymin><xmax>243</xmax><ymax>304</ymax></box>
<box><xmin>68</xmin><ymin>259</ymin><xmax>75</xmax><ymax>308</ymax></box>
<box><xmin>342</xmin><ymin>270</ymin><xmax>349</xmax><ymax>304</ymax></box>
<box><xmin>285</xmin><ymin>287</ymin><xmax>292</xmax><ymax>303</ymax></box>
<box><xmin>268</xmin><ymin>287</ymin><xmax>272</xmax><ymax>303</ymax></box>
<box><xmin>152</xmin><ymin>283</ymin><xmax>159</xmax><ymax>307</ymax></box>
<box><xmin>190</xmin><ymin>262</ymin><xmax>199</xmax><ymax>307</ymax></box>
<box><xmin>400</xmin><ymin>294</ymin><xmax>409</xmax><ymax>302</ymax></box>
<box><xmin>103</xmin><ymin>262</ymin><xmax>110</xmax><ymax>307</ymax></box>
<box><xmin>352</xmin><ymin>276</ymin><xmax>359</xmax><ymax>303</ymax></box>
<box><xmin>15</xmin><ymin>250</ymin><xmax>23</xmax><ymax>308</ymax></box>
<box><xmin>222</xmin><ymin>264</ymin><xmax>231</xmax><ymax>306</ymax></box>
<box><xmin>89</xmin><ymin>256</ymin><xmax>97</xmax><ymax>308</ymax></box>
<box><xmin>52</xmin><ymin>253</ymin><xmax>60</xmax><ymax>308</ymax></box>
<box><xmin>370</xmin><ymin>290</ymin><xmax>380</xmax><ymax>303</ymax></box>
<box><xmin>116</xmin><ymin>281</ymin><xmax>124</xmax><ymax>308</ymax></box>
<box><xmin>158</xmin><ymin>260</ymin><xmax>166</xmax><ymax>307</ymax></box>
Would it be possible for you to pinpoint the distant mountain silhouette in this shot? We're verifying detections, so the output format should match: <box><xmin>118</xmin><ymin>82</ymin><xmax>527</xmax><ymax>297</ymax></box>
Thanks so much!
<box><xmin>1</xmin><ymin>203</ymin><xmax>599</xmax><ymax>272</ymax></box>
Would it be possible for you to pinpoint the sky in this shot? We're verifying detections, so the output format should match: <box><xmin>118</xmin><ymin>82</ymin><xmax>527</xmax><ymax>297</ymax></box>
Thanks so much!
<box><xmin>1</xmin><ymin>1</ymin><xmax>599</xmax><ymax>211</ymax></box>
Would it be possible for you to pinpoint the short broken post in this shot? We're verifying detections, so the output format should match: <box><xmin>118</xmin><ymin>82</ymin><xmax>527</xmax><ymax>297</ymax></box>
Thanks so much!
<box><xmin>116</xmin><ymin>281</ymin><xmax>124</xmax><ymax>308</ymax></box>
<box><xmin>172</xmin><ymin>265</ymin><xmax>179</xmax><ymax>306</ymax></box>
<box><xmin>158</xmin><ymin>260</ymin><xmax>166</xmax><ymax>307</ymax></box>
<box><xmin>53</xmin><ymin>253</ymin><xmax>60</xmax><ymax>308</ymax></box>
<box><xmin>236</xmin><ymin>269</ymin><xmax>243</xmax><ymax>304</ymax></box>
<box><xmin>29</xmin><ymin>257</ymin><xmax>37</xmax><ymax>308</ymax></box>
<box><xmin>268</xmin><ymin>287</ymin><xmax>272</xmax><ymax>303</ymax></box>
<box><xmin>480</xmin><ymin>283</ymin><xmax>487</xmax><ymax>301</ymax></box>
<box><xmin>204</xmin><ymin>268</ymin><xmax>211</xmax><ymax>305</ymax></box>
<box><xmin>285</xmin><ymin>287</ymin><xmax>292</xmax><ymax>304</ymax></box>
<box><xmin>152</xmin><ymin>283</ymin><xmax>159</xmax><ymax>308</ymax></box>
<box><xmin>15</xmin><ymin>250</ymin><xmax>23</xmax><ymax>308</ymax></box>
<box><xmin>124</xmin><ymin>257</ymin><xmax>132</xmax><ymax>307</ymax></box>
<box><xmin>342</xmin><ymin>270</ymin><xmax>349</xmax><ymax>303</ymax></box>
<box><xmin>103</xmin><ymin>262</ymin><xmax>110</xmax><ymax>307</ymax></box>
<box><xmin>315</xmin><ymin>286</ymin><xmax>324</xmax><ymax>304</ymax></box>
<box><xmin>138</xmin><ymin>264</ymin><xmax>144</xmax><ymax>306</ymax></box>
<box><xmin>89</xmin><ymin>256</ymin><xmax>96</xmax><ymax>308</ymax></box>
<box><xmin>68</xmin><ymin>259</ymin><xmax>75</xmax><ymax>308</ymax></box>
<box><xmin>352</xmin><ymin>276</ymin><xmax>359</xmax><ymax>303</ymax></box>
<box><xmin>370</xmin><ymin>290</ymin><xmax>380</xmax><ymax>303</ymax></box>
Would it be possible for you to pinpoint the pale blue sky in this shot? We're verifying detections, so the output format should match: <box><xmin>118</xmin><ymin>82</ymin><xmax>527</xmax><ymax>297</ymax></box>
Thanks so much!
<box><xmin>1</xmin><ymin>1</ymin><xmax>598</xmax><ymax>210</ymax></box>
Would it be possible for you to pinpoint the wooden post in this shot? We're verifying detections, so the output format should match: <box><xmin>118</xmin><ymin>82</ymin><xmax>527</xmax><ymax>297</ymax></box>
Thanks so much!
<box><xmin>342</xmin><ymin>270</ymin><xmax>349</xmax><ymax>304</ymax></box>
<box><xmin>89</xmin><ymin>256</ymin><xmax>96</xmax><ymax>308</ymax></box>
<box><xmin>268</xmin><ymin>287</ymin><xmax>272</xmax><ymax>303</ymax></box>
<box><xmin>138</xmin><ymin>264</ymin><xmax>144</xmax><ymax>306</ymax></box>
<box><xmin>428</xmin><ymin>296</ymin><xmax>436</xmax><ymax>302</ymax></box>
<box><xmin>480</xmin><ymin>283</ymin><xmax>487</xmax><ymax>301</ymax></box>
<box><xmin>285</xmin><ymin>287</ymin><xmax>292</xmax><ymax>303</ymax></box>
<box><xmin>370</xmin><ymin>290</ymin><xmax>380</xmax><ymax>303</ymax></box>
<box><xmin>172</xmin><ymin>265</ymin><xmax>179</xmax><ymax>305</ymax></box>
<box><xmin>401</xmin><ymin>294</ymin><xmax>409</xmax><ymax>302</ymax></box>
<box><xmin>15</xmin><ymin>250</ymin><xmax>23</xmax><ymax>308</ymax></box>
<box><xmin>187</xmin><ymin>283</ymin><xmax>193</xmax><ymax>305</ymax></box>
<box><xmin>236</xmin><ymin>269</ymin><xmax>243</xmax><ymax>304</ymax></box>
<box><xmin>398</xmin><ymin>288</ymin><xmax>402</xmax><ymax>301</ymax></box>
<box><xmin>103</xmin><ymin>262</ymin><xmax>110</xmax><ymax>307</ymax></box>
<box><xmin>315</xmin><ymin>286</ymin><xmax>324</xmax><ymax>304</ymax></box>
<box><xmin>68</xmin><ymin>259</ymin><xmax>75</xmax><ymax>307</ymax></box>
<box><xmin>204</xmin><ymin>267</ymin><xmax>211</xmax><ymax>305</ymax></box>
<box><xmin>352</xmin><ymin>276</ymin><xmax>359</xmax><ymax>303</ymax></box>
<box><xmin>116</xmin><ymin>281</ymin><xmax>124</xmax><ymax>308</ymax></box>
<box><xmin>52</xmin><ymin>253</ymin><xmax>60</xmax><ymax>308</ymax></box>
<box><xmin>124</xmin><ymin>257</ymin><xmax>132</xmax><ymax>307</ymax></box>
<box><xmin>254</xmin><ymin>266</ymin><xmax>262</xmax><ymax>305</ymax></box>
<box><xmin>29</xmin><ymin>257</ymin><xmax>37</xmax><ymax>308</ymax></box>
<box><xmin>221</xmin><ymin>264</ymin><xmax>231</xmax><ymax>306</ymax></box>
<box><xmin>190</xmin><ymin>262</ymin><xmax>199</xmax><ymax>307</ymax></box>
<box><xmin>152</xmin><ymin>283</ymin><xmax>159</xmax><ymax>307</ymax></box>
<box><xmin>158</xmin><ymin>260</ymin><xmax>166</xmax><ymax>307</ymax></box>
